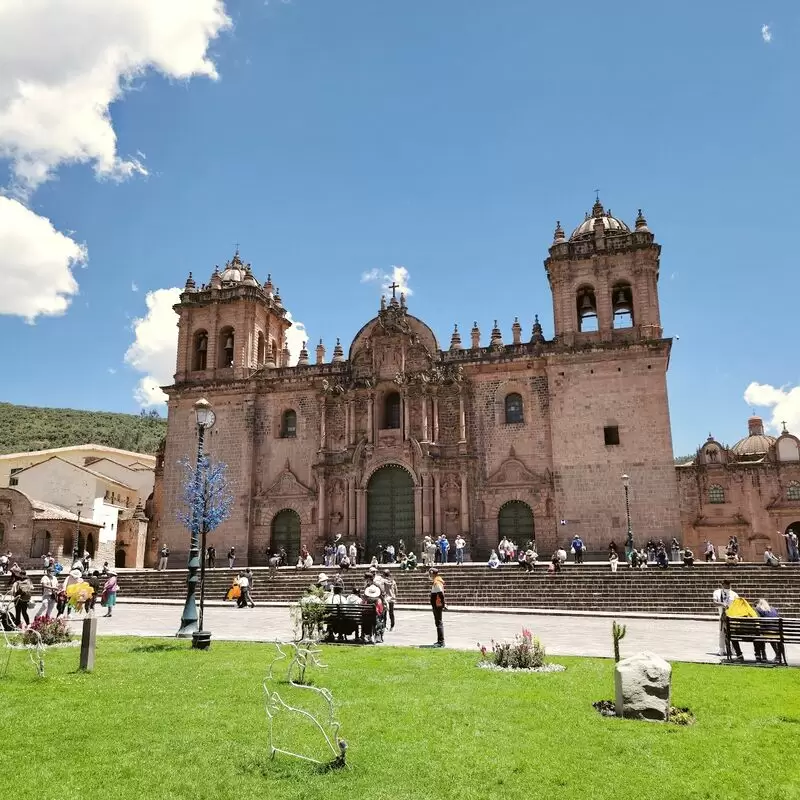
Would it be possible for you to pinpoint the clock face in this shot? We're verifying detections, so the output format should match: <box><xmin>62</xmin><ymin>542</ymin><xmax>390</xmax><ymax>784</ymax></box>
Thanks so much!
<box><xmin>206</xmin><ymin>410</ymin><xmax>216</xmax><ymax>429</ymax></box>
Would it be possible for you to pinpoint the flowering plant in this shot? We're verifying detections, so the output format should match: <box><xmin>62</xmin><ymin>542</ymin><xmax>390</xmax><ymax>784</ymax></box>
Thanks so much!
<box><xmin>478</xmin><ymin>628</ymin><xmax>546</xmax><ymax>669</ymax></box>
<box><xmin>24</xmin><ymin>616</ymin><xmax>72</xmax><ymax>646</ymax></box>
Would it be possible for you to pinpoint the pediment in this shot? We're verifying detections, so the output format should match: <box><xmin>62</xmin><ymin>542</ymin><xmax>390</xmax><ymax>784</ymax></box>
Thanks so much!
<box><xmin>261</xmin><ymin>464</ymin><xmax>314</xmax><ymax>498</ymax></box>
<box><xmin>487</xmin><ymin>457</ymin><xmax>539</xmax><ymax>487</ymax></box>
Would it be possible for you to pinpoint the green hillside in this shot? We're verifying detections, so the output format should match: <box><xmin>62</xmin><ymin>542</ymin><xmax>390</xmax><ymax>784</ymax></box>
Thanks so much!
<box><xmin>0</xmin><ymin>402</ymin><xmax>167</xmax><ymax>455</ymax></box>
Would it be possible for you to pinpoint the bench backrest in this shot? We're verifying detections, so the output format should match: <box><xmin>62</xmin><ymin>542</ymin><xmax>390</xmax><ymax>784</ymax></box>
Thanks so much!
<box><xmin>727</xmin><ymin>617</ymin><xmax>800</xmax><ymax>642</ymax></box>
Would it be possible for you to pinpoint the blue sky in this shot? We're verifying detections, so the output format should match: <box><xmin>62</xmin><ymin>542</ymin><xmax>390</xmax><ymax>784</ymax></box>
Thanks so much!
<box><xmin>0</xmin><ymin>0</ymin><xmax>798</xmax><ymax>456</ymax></box>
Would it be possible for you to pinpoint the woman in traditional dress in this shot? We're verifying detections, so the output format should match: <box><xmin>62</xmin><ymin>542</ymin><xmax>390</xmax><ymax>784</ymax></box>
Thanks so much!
<box><xmin>101</xmin><ymin>569</ymin><xmax>118</xmax><ymax>617</ymax></box>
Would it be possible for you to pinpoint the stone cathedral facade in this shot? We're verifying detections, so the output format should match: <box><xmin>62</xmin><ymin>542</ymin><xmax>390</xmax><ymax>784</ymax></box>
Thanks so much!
<box><xmin>154</xmin><ymin>199</ymin><xmax>681</xmax><ymax>565</ymax></box>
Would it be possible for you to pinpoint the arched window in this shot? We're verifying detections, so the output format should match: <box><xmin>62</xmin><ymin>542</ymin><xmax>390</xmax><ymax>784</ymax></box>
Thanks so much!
<box><xmin>218</xmin><ymin>326</ymin><xmax>235</xmax><ymax>368</ymax></box>
<box><xmin>708</xmin><ymin>484</ymin><xmax>725</xmax><ymax>504</ymax></box>
<box><xmin>611</xmin><ymin>283</ymin><xmax>634</xmax><ymax>328</ymax></box>
<box><xmin>788</xmin><ymin>482</ymin><xmax>800</xmax><ymax>501</ymax></box>
<box><xmin>504</xmin><ymin>393</ymin><xmax>524</xmax><ymax>424</ymax></box>
<box><xmin>270</xmin><ymin>341</ymin><xmax>278</xmax><ymax>365</ymax></box>
<box><xmin>281</xmin><ymin>409</ymin><xmax>297</xmax><ymax>438</ymax></box>
<box><xmin>62</xmin><ymin>532</ymin><xmax>73</xmax><ymax>557</ymax></box>
<box><xmin>192</xmin><ymin>330</ymin><xmax>208</xmax><ymax>370</ymax></box>
<box><xmin>577</xmin><ymin>286</ymin><xmax>598</xmax><ymax>332</ymax></box>
<box><xmin>384</xmin><ymin>392</ymin><xmax>401</xmax><ymax>429</ymax></box>
<box><xmin>256</xmin><ymin>332</ymin><xmax>265</xmax><ymax>366</ymax></box>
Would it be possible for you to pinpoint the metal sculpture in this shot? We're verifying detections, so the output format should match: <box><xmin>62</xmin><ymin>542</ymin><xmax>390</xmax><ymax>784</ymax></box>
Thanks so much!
<box><xmin>0</xmin><ymin>591</ymin><xmax>46</xmax><ymax>678</ymax></box>
<box><xmin>263</xmin><ymin>642</ymin><xmax>347</xmax><ymax>768</ymax></box>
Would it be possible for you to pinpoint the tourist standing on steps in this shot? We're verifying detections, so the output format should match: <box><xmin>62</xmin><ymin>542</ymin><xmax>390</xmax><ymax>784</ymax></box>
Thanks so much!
<box><xmin>244</xmin><ymin>568</ymin><xmax>255</xmax><ymax>607</ymax></box>
<box><xmin>207</xmin><ymin>545</ymin><xmax>216</xmax><ymax>568</ymax></box>
<box><xmin>429</xmin><ymin>567</ymin><xmax>446</xmax><ymax>647</ymax></box>
<box><xmin>670</xmin><ymin>538</ymin><xmax>681</xmax><ymax>562</ymax></box>
<box><xmin>454</xmin><ymin>535</ymin><xmax>465</xmax><ymax>565</ymax></box>
<box><xmin>712</xmin><ymin>580</ymin><xmax>739</xmax><ymax>656</ymax></box>
<box><xmin>228</xmin><ymin>546</ymin><xmax>236</xmax><ymax>569</ymax></box>
<box><xmin>783</xmin><ymin>528</ymin><xmax>799</xmax><ymax>563</ymax></box>
<box><xmin>382</xmin><ymin>569</ymin><xmax>397</xmax><ymax>630</ymax></box>
<box><xmin>158</xmin><ymin>544</ymin><xmax>170</xmax><ymax>570</ymax></box>
<box><xmin>571</xmin><ymin>535</ymin><xmax>584</xmax><ymax>564</ymax></box>
<box><xmin>439</xmin><ymin>536</ymin><xmax>450</xmax><ymax>564</ymax></box>
<box><xmin>349</xmin><ymin>542</ymin><xmax>357</xmax><ymax>566</ymax></box>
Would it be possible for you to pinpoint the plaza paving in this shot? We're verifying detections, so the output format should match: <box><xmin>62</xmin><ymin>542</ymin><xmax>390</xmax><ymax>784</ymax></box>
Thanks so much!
<box><xmin>67</xmin><ymin>600</ymin><xmax>800</xmax><ymax>665</ymax></box>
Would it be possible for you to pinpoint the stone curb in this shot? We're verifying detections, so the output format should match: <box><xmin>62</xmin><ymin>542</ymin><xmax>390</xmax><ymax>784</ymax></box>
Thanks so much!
<box><xmin>115</xmin><ymin>597</ymin><xmax>717</xmax><ymax>621</ymax></box>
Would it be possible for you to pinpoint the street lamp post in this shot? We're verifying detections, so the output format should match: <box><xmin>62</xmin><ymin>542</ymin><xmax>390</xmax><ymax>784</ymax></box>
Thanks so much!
<box><xmin>622</xmin><ymin>474</ymin><xmax>633</xmax><ymax>561</ymax></box>
<box><xmin>73</xmin><ymin>500</ymin><xmax>83</xmax><ymax>565</ymax></box>
<box><xmin>177</xmin><ymin>398</ymin><xmax>216</xmax><ymax>643</ymax></box>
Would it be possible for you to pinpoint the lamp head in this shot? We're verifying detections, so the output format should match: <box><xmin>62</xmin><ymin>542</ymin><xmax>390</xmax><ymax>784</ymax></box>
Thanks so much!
<box><xmin>194</xmin><ymin>398</ymin><xmax>216</xmax><ymax>429</ymax></box>
<box><xmin>621</xmin><ymin>473</ymin><xmax>630</xmax><ymax>488</ymax></box>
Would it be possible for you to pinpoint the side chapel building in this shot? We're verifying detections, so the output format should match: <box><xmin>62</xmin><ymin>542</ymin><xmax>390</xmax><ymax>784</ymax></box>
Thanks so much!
<box><xmin>156</xmin><ymin>198</ymin><xmax>683</xmax><ymax>564</ymax></box>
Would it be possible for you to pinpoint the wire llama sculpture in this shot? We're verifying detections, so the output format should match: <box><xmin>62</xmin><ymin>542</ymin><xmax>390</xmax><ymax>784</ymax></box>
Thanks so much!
<box><xmin>0</xmin><ymin>590</ymin><xmax>46</xmax><ymax>678</ymax></box>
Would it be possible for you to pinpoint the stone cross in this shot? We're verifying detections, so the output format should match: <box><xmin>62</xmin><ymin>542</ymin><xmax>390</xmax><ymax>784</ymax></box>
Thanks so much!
<box><xmin>388</xmin><ymin>281</ymin><xmax>400</xmax><ymax>299</ymax></box>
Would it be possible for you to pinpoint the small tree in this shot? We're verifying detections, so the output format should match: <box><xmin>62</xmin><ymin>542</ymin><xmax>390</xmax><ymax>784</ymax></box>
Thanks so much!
<box><xmin>177</xmin><ymin>455</ymin><xmax>234</xmax><ymax>538</ymax></box>
<box><xmin>612</xmin><ymin>620</ymin><xmax>627</xmax><ymax>663</ymax></box>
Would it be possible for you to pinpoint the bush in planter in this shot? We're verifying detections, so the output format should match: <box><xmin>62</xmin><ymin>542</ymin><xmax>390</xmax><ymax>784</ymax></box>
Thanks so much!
<box><xmin>480</xmin><ymin>628</ymin><xmax>547</xmax><ymax>669</ymax></box>
<box><xmin>23</xmin><ymin>616</ymin><xmax>72</xmax><ymax>646</ymax></box>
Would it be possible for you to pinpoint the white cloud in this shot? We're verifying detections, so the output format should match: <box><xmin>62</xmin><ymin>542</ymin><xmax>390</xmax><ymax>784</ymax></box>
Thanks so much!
<box><xmin>284</xmin><ymin>311</ymin><xmax>310</xmax><ymax>366</ymax></box>
<box><xmin>124</xmin><ymin>287</ymin><xmax>181</xmax><ymax>406</ymax></box>
<box><xmin>131</xmin><ymin>282</ymin><xmax>139</xmax><ymax>292</ymax></box>
<box><xmin>0</xmin><ymin>196</ymin><xmax>85</xmax><ymax>322</ymax></box>
<box><xmin>744</xmin><ymin>381</ymin><xmax>800</xmax><ymax>433</ymax></box>
<box><xmin>360</xmin><ymin>264</ymin><xmax>414</xmax><ymax>298</ymax></box>
<box><xmin>107</xmin><ymin>367</ymin><xmax>117</xmax><ymax>375</ymax></box>
<box><xmin>0</xmin><ymin>0</ymin><xmax>232</xmax><ymax>193</ymax></box>
<box><xmin>761</xmin><ymin>24</ymin><xmax>772</xmax><ymax>44</ymax></box>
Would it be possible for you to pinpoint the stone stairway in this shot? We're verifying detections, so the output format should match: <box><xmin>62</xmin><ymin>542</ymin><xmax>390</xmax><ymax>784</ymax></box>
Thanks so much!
<box><xmin>107</xmin><ymin>563</ymin><xmax>800</xmax><ymax>616</ymax></box>
<box><xmin>4</xmin><ymin>563</ymin><xmax>798</xmax><ymax>616</ymax></box>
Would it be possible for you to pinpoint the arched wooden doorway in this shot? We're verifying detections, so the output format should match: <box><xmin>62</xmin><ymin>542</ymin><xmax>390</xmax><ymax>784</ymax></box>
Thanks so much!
<box><xmin>498</xmin><ymin>501</ymin><xmax>535</xmax><ymax>544</ymax></box>
<box><xmin>115</xmin><ymin>549</ymin><xmax>127</xmax><ymax>568</ymax></box>
<box><xmin>366</xmin><ymin>466</ymin><xmax>414</xmax><ymax>560</ymax></box>
<box><xmin>271</xmin><ymin>509</ymin><xmax>302</xmax><ymax>565</ymax></box>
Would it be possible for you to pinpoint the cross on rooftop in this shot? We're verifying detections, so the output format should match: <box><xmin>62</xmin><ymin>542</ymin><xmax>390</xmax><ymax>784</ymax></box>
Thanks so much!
<box><xmin>388</xmin><ymin>281</ymin><xmax>400</xmax><ymax>299</ymax></box>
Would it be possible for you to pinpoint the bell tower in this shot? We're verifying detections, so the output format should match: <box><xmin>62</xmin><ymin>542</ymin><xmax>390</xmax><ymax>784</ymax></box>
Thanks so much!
<box><xmin>172</xmin><ymin>250</ymin><xmax>293</xmax><ymax>384</ymax></box>
<box><xmin>545</xmin><ymin>199</ymin><xmax>662</xmax><ymax>345</ymax></box>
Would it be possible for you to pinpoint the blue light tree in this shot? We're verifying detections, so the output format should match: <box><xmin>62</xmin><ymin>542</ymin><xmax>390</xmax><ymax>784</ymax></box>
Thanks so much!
<box><xmin>176</xmin><ymin>453</ymin><xmax>234</xmax><ymax>640</ymax></box>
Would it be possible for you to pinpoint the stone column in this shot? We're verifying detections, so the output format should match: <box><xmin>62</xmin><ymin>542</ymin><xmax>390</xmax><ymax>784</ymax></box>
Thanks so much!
<box><xmin>317</xmin><ymin>475</ymin><xmax>326</xmax><ymax>540</ymax></box>
<box><xmin>348</xmin><ymin>478</ymin><xmax>356</xmax><ymax>537</ymax></box>
<box><xmin>460</xmin><ymin>472</ymin><xmax>470</xmax><ymax>535</ymax></box>
<box><xmin>319</xmin><ymin>398</ymin><xmax>326</xmax><ymax>451</ymax></box>
<box><xmin>432</xmin><ymin>395</ymin><xmax>439</xmax><ymax>443</ymax></box>
<box><xmin>458</xmin><ymin>393</ymin><xmax>466</xmax><ymax>443</ymax></box>
<box><xmin>414</xmin><ymin>486</ymin><xmax>422</xmax><ymax>541</ymax></box>
<box><xmin>422</xmin><ymin>473</ymin><xmax>431</xmax><ymax>535</ymax></box>
<box><xmin>356</xmin><ymin>488</ymin><xmax>366</xmax><ymax>538</ymax></box>
<box><xmin>344</xmin><ymin>400</ymin><xmax>350</xmax><ymax>445</ymax></box>
<box><xmin>403</xmin><ymin>390</ymin><xmax>410</xmax><ymax>440</ymax></box>
<box><xmin>421</xmin><ymin>393</ymin><xmax>429</xmax><ymax>442</ymax></box>
<box><xmin>367</xmin><ymin>395</ymin><xmax>374</xmax><ymax>444</ymax></box>
<box><xmin>433</xmin><ymin>472</ymin><xmax>441</xmax><ymax>536</ymax></box>
<box><xmin>347</xmin><ymin>400</ymin><xmax>355</xmax><ymax>445</ymax></box>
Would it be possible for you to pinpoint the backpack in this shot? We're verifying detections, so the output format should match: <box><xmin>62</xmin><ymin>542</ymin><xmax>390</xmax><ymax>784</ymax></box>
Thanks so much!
<box><xmin>18</xmin><ymin>578</ymin><xmax>34</xmax><ymax>601</ymax></box>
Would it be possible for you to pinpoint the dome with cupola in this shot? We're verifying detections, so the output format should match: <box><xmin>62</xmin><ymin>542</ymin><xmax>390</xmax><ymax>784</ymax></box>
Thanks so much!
<box><xmin>730</xmin><ymin>416</ymin><xmax>776</xmax><ymax>458</ymax></box>
<box><xmin>569</xmin><ymin>198</ymin><xmax>631</xmax><ymax>241</ymax></box>
<box><xmin>220</xmin><ymin>250</ymin><xmax>252</xmax><ymax>286</ymax></box>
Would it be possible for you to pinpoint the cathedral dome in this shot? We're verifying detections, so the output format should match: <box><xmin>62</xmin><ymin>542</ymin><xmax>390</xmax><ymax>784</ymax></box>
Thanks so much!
<box><xmin>220</xmin><ymin>251</ymin><xmax>247</xmax><ymax>285</ymax></box>
<box><xmin>730</xmin><ymin>415</ymin><xmax>776</xmax><ymax>457</ymax></box>
<box><xmin>569</xmin><ymin>199</ymin><xmax>630</xmax><ymax>241</ymax></box>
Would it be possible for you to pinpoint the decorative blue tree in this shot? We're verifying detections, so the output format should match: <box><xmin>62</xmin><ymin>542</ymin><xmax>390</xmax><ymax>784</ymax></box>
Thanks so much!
<box><xmin>175</xmin><ymin>451</ymin><xmax>233</xmax><ymax>643</ymax></box>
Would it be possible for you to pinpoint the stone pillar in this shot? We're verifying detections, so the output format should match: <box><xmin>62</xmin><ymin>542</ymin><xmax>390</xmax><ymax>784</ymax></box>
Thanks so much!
<box><xmin>403</xmin><ymin>390</ymin><xmax>410</xmax><ymax>440</ymax></box>
<box><xmin>458</xmin><ymin>394</ymin><xmax>466</xmax><ymax>443</ymax></box>
<box><xmin>460</xmin><ymin>473</ymin><xmax>470</xmax><ymax>535</ymax></box>
<box><xmin>367</xmin><ymin>395</ymin><xmax>374</xmax><ymax>444</ymax></box>
<box><xmin>319</xmin><ymin>398</ymin><xmax>326</xmax><ymax>451</ymax></box>
<box><xmin>421</xmin><ymin>394</ymin><xmax>429</xmax><ymax>442</ymax></box>
<box><xmin>356</xmin><ymin>488</ymin><xmax>366</xmax><ymax>537</ymax></box>
<box><xmin>347</xmin><ymin>478</ymin><xmax>356</xmax><ymax>537</ymax></box>
<box><xmin>422</xmin><ymin>473</ymin><xmax>431</xmax><ymax>535</ymax></box>
<box><xmin>347</xmin><ymin>400</ymin><xmax>355</xmax><ymax>445</ymax></box>
<box><xmin>79</xmin><ymin>616</ymin><xmax>97</xmax><ymax>672</ymax></box>
<box><xmin>344</xmin><ymin>400</ymin><xmax>350</xmax><ymax>445</ymax></box>
<box><xmin>317</xmin><ymin>475</ymin><xmax>326</xmax><ymax>540</ymax></box>
<box><xmin>414</xmin><ymin>486</ymin><xmax>422</xmax><ymax>541</ymax></box>
<box><xmin>432</xmin><ymin>395</ymin><xmax>439</xmax><ymax>443</ymax></box>
<box><xmin>433</xmin><ymin>472</ymin><xmax>441</xmax><ymax>536</ymax></box>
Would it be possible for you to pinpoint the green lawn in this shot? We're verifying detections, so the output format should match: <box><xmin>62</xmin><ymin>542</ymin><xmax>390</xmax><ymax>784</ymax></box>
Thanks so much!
<box><xmin>2</xmin><ymin>638</ymin><xmax>799</xmax><ymax>800</ymax></box>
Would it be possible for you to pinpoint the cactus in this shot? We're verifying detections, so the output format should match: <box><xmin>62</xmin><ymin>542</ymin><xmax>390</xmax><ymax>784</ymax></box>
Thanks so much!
<box><xmin>612</xmin><ymin>620</ymin><xmax>627</xmax><ymax>663</ymax></box>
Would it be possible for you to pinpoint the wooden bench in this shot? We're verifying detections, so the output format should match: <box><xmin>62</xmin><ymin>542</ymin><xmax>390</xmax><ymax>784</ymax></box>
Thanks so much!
<box><xmin>725</xmin><ymin>617</ymin><xmax>800</xmax><ymax>666</ymax></box>
<box><xmin>301</xmin><ymin>603</ymin><xmax>377</xmax><ymax>644</ymax></box>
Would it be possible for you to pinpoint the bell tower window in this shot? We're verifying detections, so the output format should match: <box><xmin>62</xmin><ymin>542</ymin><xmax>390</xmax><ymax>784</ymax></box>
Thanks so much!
<box><xmin>281</xmin><ymin>409</ymin><xmax>297</xmax><ymax>438</ymax></box>
<box><xmin>504</xmin><ymin>393</ymin><xmax>524</xmax><ymax>424</ymax></box>
<box><xmin>256</xmin><ymin>332</ymin><xmax>265</xmax><ymax>366</ymax></box>
<box><xmin>612</xmin><ymin>283</ymin><xmax>634</xmax><ymax>328</ymax></box>
<box><xmin>384</xmin><ymin>392</ymin><xmax>401</xmax><ymax>430</ymax></box>
<box><xmin>577</xmin><ymin>287</ymin><xmax>598</xmax><ymax>332</ymax></box>
<box><xmin>218</xmin><ymin>327</ymin><xmax>234</xmax><ymax>368</ymax></box>
<box><xmin>193</xmin><ymin>330</ymin><xmax>208</xmax><ymax>371</ymax></box>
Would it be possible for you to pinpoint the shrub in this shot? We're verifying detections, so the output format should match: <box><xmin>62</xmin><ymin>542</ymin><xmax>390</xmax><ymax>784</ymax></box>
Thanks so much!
<box><xmin>23</xmin><ymin>616</ymin><xmax>72</xmax><ymax>646</ymax></box>
<box><xmin>479</xmin><ymin>628</ymin><xmax>547</xmax><ymax>669</ymax></box>
<box><xmin>290</xmin><ymin>584</ymin><xmax>328</xmax><ymax>642</ymax></box>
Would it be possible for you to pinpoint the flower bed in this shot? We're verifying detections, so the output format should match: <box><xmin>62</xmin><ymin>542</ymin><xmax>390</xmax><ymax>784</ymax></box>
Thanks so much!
<box><xmin>477</xmin><ymin>628</ymin><xmax>564</xmax><ymax>673</ymax></box>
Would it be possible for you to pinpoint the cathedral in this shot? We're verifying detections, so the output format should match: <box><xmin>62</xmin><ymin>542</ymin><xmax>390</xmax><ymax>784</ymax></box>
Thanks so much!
<box><xmin>153</xmin><ymin>198</ymin><xmax>681</xmax><ymax>565</ymax></box>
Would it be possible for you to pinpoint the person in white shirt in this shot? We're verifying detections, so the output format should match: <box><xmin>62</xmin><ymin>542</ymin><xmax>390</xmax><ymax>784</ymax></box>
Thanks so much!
<box><xmin>348</xmin><ymin>542</ymin><xmax>357</xmax><ymax>565</ymax></box>
<box><xmin>454</xmin><ymin>536</ymin><xmax>466</xmax><ymax>565</ymax></box>
<box><xmin>236</xmin><ymin>573</ymin><xmax>252</xmax><ymax>608</ymax></box>
<box><xmin>35</xmin><ymin>567</ymin><xmax>58</xmax><ymax>618</ymax></box>
<box><xmin>712</xmin><ymin>580</ymin><xmax>739</xmax><ymax>656</ymax></box>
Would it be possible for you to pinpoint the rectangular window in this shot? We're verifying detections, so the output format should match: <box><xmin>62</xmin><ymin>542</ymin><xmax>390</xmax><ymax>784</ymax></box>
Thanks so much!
<box><xmin>9</xmin><ymin>467</ymin><xmax>21</xmax><ymax>486</ymax></box>
<box><xmin>603</xmin><ymin>426</ymin><xmax>620</xmax><ymax>446</ymax></box>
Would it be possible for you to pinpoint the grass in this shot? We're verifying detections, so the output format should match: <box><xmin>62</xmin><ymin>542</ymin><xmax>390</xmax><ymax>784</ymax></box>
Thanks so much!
<box><xmin>2</xmin><ymin>638</ymin><xmax>799</xmax><ymax>800</ymax></box>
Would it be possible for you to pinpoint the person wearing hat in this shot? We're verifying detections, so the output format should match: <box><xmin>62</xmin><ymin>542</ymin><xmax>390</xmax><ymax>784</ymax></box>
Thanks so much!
<box><xmin>362</xmin><ymin>584</ymin><xmax>384</xmax><ymax>643</ymax></box>
<box><xmin>101</xmin><ymin>569</ymin><xmax>118</xmax><ymax>617</ymax></box>
<box><xmin>429</xmin><ymin>568</ymin><xmax>446</xmax><ymax>647</ymax></box>
<box><xmin>317</xmin><ymin>573</ymin><xmax>330</xmax><ymax>591</ymax></box>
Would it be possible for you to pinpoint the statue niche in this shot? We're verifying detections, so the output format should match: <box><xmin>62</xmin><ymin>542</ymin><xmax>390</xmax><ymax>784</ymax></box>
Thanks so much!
<box><xmin>442</xmin><ymin>474</ymin><xmax>461</xmax><ymax>537</ymax></box>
